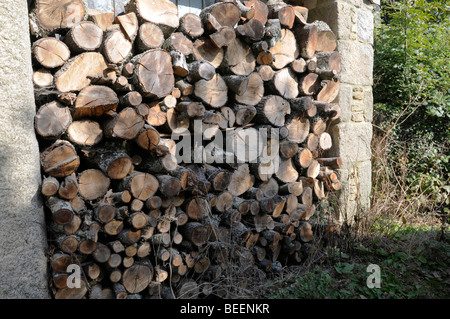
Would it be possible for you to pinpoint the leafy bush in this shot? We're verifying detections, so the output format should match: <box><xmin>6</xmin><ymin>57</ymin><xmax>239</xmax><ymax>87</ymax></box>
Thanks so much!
<box><xmin>373</xmin><ymin>0</ymin><xmax>450</xmax><ymax>208</ymax></box>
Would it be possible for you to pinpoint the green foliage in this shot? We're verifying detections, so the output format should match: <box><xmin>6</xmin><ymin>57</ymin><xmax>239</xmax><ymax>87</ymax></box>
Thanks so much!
<box><xmin>374</xmin><ymin>0</ymin><xmax>450</xmax><ymax>206</ymax></box>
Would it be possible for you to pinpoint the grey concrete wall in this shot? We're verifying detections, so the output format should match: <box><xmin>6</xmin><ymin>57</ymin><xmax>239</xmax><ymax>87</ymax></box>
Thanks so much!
<box><xmin>306</xmin><ymin>0</ymin><xmax>377</xmax><ymax>222</ymax></box>
<box><xmin>0</xmin><ymin>0</ymin><xmax>49</xmax><ymax>298</ymax></box>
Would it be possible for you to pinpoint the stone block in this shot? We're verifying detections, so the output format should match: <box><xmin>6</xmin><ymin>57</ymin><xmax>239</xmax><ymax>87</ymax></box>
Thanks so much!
<box><xmin>337</xmin><ymin>40</ymin><xmax>373</xmax><ymax>85</ymax></box>
<box><xmin>358</xmin><ymin>7</ymin><xmax>374</xmax><ymax>44</ymax></box>
<box><xmin>327</xmin><ymin>122</ymin><xmax>373</xmax><ymax>164</ymax></box>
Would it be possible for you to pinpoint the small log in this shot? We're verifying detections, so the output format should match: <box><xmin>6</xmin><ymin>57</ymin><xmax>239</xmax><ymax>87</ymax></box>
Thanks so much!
<box><xmin>137</xmin><ymin>22</ymin><xmax>165</xmax><ymax>51</ymax></box>
<box><xmin>32</xmin><ymin>37</ymin><xmax>71</xmax><ymax>69</ymax></box>
<box><xmin>47</xmin><ymin>196</ymin><xmax>74</xmax><ymax>225</ymax></box>
<box><xmin>35</xmin><ymin>101</ymin><xmax>72</xmax><ymax>139</ymax></box>
<box><xmin>78</xmin><ymin>169</ymin><xmax>110</xmax><ymax>201</ymax></box>
<box><xmin>254</xmin><ymin>95</ymin><xmax>291</xmax><ymax>127</ymax></box>
<box><xmin>33</xmin><ymin>68</ymin><xmax>53</xmax><ymax>88</ymax></box>
<box><xmin>67</xmin><ymin>120</ymin><xmax>103</xmax><ymax>147</ymax></box>
<box><xmin>120</xmin><ymin>171</ymin><xmax>159</xmax><ymax>201</ymax></box>
<box><xmin>179</xmin><ymin>13</ymin><xmax>204</xmax><ymax>39</ymax></box>
<box><xmin>131</xmin><ymin>49</ymin><xmax>174</xmax><ymax>99</ymax></box>
<box><xmin>65</xmin><ymin>21</ymin><xmax>103</xmax><ymax>53</ymax></box>
<box><xmin>170</xmin><ymin>51</ymin><xmax>189</xmax><ymax>77</ymax></box>
<box><xmin>41</xmin><ymin>140</ymin><xmax>80</xmax><ymax>178</ymax></box>
<box><xmin>58</xmin><ymin>173</ymin><xmax>78</xmax><ymax>200</ymax></box>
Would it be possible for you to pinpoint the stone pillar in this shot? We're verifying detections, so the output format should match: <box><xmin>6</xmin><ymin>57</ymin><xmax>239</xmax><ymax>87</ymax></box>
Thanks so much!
<box><xmin>0</xmin><ymin>0</ymin><xmax>49</xmax><ymax>298</ymax></box>
<box><xmin>306</xmin><ymin>0</ymin><xmax>378</xmax><ymax>222</ymax></box>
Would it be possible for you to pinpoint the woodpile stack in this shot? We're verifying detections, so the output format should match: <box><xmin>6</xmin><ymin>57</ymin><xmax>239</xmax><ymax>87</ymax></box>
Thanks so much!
<box><xmin>30</xmin><ymin>0</ymin><xmax>342</xmax><ymax>299</ymax></box>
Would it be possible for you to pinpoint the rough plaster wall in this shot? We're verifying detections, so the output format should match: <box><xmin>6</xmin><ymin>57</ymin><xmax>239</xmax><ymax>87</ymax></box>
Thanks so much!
<box><xmin>306</xmin><ymin>0</ymin><xmax>376</xmax><ymax>221</ymax></box>
<box><xmin>0</xmin><ymin>0</ymin><xmax>49</xmax><ymax>298</ymax></box>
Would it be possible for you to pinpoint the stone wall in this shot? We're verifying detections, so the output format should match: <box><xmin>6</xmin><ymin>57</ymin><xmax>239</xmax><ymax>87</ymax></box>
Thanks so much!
<box><xmin>305</xmin><ymin>0</ymin><xmax>377</xmax><ymax>222</ymax></box>
<box><xmin>0</xmin><ymin>0</ymin><xmax>49</xmax><ymax>298</ymax></box>
<box><xmin>81</xmin><ymin>2</ymin><xmax>377</xmax><ymax>224</ymax></box>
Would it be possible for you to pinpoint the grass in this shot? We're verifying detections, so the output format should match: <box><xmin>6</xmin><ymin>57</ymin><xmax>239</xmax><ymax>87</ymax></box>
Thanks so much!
<box><xmin>263</xmin><ymin>218</ymin><xmax>450</xmax><ymax>299</ymax></box>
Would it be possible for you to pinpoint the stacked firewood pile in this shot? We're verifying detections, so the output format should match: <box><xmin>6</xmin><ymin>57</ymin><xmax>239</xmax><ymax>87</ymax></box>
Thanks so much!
<box><xmin>30</xmin><ymin>0</ymin><xmax>342</xmax><ymax>299</ymax></box>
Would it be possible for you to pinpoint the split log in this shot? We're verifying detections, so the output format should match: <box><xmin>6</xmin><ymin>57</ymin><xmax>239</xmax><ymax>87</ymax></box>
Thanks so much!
<box><xmin>170</xmin><ymin>51</ymin><xmax>189</xmax><ymax>77</ymax></box>
<box><xmin>275</xmin><ymin>158</ymin><xmax>298</xmax><ymax>183</ymax></box>
<box><xmin>65</xmin><ymin>21</ymin><xmax>103</xmax><ymax>53</ymax></box>
<box><xmin>54</xmin><ymin>52</ymin><xmax>116</xmax><ymax>92</ymax></box>
<box><xmin>188</xmin><ymin>60</ymin><xmax>216</xmax><ymax>82</ymax></box>
<box><xmin>290</xmin><ymin>96</ymin><xmax>316</xmax><ymax>117</ymax></box>
<box><xmin>228</xmin><ymin>164</ymin><xmax>254</xmax><ymax>196</ymax></box>
<box><xmin>210</xmin><ymin>26</ymin><xmax>236</xmax><ymax>48</ymax></box>
<box><xmin>236</xmin><ymin>19</ymin><xmax>265</xmax><ymax>42</ymax></box>
<box><xmin>244</xmin><ymin>0</ymin><xmax>269</xmax><ymax>25</ymax></box>
<box><xmin>120</xmin><ymin>172</ymin><xmax>159</xmax><ymax>201</ymax></box>
<box><xmin>298</xmin><ymin>73</ymin><xmax>321</xmax><ymax>96</ymax></box>
<box><xmin>317</xmin><ymin>80</ymin><xmax>340</xmax><ymax>103</ymax></box>
<box><xmin>200</xmin><ymin>2</ymin><xmax>241</xmax><ymax>31</ymax></box>
<box><xmin>116</xmin><ymin>12</ymin><xmax>139</xmax><ymax>41</ymax></box>
<box><xmin>235</xmin><ymin>72</ymin><xmax>264</xmax><ymax>106</ymax></box>
<box><xmin>233</xmin><ymin>104</ymin><xmax>257</xmax><ymax>126</ymax></box>
<box><xmin>269</xmin><ymin>29</ymin><xmax>299</xmax><ymax>70</ymax></box>
<box><xmin>192</xmin><ymin>41</ymin><xmax>222</xmax><ymax>76</ymax></box>
<box><xmin>194</xmin><ymin>74</ymin><xmax>228</xmax><ymax>108</ymax></box>
<box><xmin>312</xmin><ymin>20</ymin><xmax>337</xmax><ymax>52</ymax></box>
<box><xmin>33</xmin><ymin>68</ymin><xmax>53</xmax><ymax>88</ymax></box>
<box><xmin>103</xmin><ymin>107</ymin><xmax>145</xmax><ymax>140</ymax></box>
<box><xmin>102</xmin><ymin>29</ymin><xmax>133</xmax><ymax>64</ymax></box>
<box><xmin>73</xmin><ymin>85</ymin><xmax>119</xmax><ymax>119</ymax></box>
<box><xmin>294</xmin><ymin>147</ymin><xmax>313</xmax><ymax>169</ymax></box>
<box><xmin>87</xmin><ymin>9</ymin><xmax>115</xmax><ymax>32</ymax></box>
<box><xmin>268</xmin><ymin>1</ymin><xmax>295</xmax><ymax>29</ymax></box>
<box><xmin>257</xmin><ymin>65</ymin><xmax>275</xmax><ymax>81</ymax></box>
<box><xmin>266</xmin><ymin>67</ymin><xmax>299</xmax><ymax>99</ymax></box>
<box><xmin>295</xmin><ymin>23</ymin><xmax>318</xmax><ymax>59</ymax></box>
<box><xmin>180</xmin><ymin>222</ymin><xmax>210</xmax><ymax>247</ymax></box>
<box><xmin>58</xmin><ymin>173</ymin><xmax>78</xmax><ymax>200</ymax></box>
<box><xmin>221</xmin><ymin>38</ymin><xmax>255</xmax><ymax>76</ymax></box>
<box><xmin>126</xmin><ymin>0</ymin><xmax>179</xmax><ymax>36</ymax></box>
